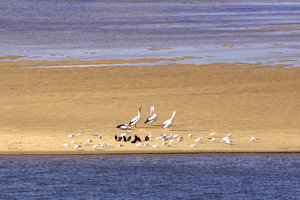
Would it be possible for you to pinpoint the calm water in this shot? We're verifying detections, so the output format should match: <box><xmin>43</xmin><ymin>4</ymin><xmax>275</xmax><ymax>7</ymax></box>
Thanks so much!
<box><xmin>1</xmin><ymin>0</ymin><xmax>300</xmax><ymax>66</ymax></box>
<box><xmin>0</xmin><ymin>155</ymin><xmax>299</xmax><ymax>199</ymax></box>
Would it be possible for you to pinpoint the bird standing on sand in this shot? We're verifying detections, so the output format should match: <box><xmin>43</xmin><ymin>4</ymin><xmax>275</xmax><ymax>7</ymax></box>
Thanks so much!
<box><xmin>144</xmin><ymin>106</ymin><xmax>158</xmax><ymax>125</ymax></box>
<box><xmin>129</xmin><ymin>106</ymin><xmax>142</xmax><ymax>128</ymax></box>
<box><xmin>116</xmin><ymin>124</ymin><xmax>131</xmax><ymax>130</ymax></box>
<box><xmin>162</xmin><ymin>111</ymin><xmax>176</xmax><ymax>130</ymax></box>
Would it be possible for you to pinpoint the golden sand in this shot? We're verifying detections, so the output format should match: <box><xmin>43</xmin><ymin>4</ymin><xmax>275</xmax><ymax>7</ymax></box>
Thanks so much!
<box><xmin>0</xmin><ymin>60</ymin><xmax>299</xmax><ymax>154</ymax></box>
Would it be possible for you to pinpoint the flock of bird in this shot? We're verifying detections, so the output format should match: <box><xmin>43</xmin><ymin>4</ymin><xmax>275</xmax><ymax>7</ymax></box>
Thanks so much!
<box><xmin>116</xmin><ymin>106</ymin><xmax>176</xmax><ymax>130</ymax></box>
<box><xmin>62</xmin><ymin>131</ymin><xmax>261</xmax><ymax>150</ymax></box>
<box><xmin>61</xmin><ymin>106</ymin><xmax>261</xmax><ymax>150</ymax></box>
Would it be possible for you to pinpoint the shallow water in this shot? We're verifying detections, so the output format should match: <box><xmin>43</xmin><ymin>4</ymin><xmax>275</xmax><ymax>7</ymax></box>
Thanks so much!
<box><xmin>1</xmin><ymin>0</ymin><xmax>300</xmax><ymax>67</ymax></box>
<box><xmin>0</xmin><ymin>155</ymin><xmax>299</xmax><ymax>199</ymax></box>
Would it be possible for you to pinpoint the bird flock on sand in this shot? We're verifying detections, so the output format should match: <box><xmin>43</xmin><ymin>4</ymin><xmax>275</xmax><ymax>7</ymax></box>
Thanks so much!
<box><xmin>62</xmin><ymin>106</ymin><xmax>261</xmax><ymax>150</ymax></box>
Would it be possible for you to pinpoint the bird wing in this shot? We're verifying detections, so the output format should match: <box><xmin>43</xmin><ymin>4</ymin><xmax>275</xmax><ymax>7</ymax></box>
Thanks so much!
<box><xmin>149</xmin><ymin>114</ymin><xmax>157</xmax><ymax>122</ymax></box>
<box><xmin>162</xmin><ymin>119</ymin><xmax>170</xmax><ymax>127</ymax></box>
<box><xmin>129</xmin><ymin>116</ymin><xmax>138</xmax><ymax>125</ymax></box>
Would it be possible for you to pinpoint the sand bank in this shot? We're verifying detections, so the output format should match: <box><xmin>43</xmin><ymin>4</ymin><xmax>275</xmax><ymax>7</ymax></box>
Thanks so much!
<box><xmin>0</xmin><ymin>61</ymin><xmax>299</xmax><ymax>154</ymax></box>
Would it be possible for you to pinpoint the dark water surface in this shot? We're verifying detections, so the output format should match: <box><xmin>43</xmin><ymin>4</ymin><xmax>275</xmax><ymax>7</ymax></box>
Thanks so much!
<box><xmin>0</xmin><ymin>155</ymin><xmax>299</xmax><ymax>199</ymax></box>
<box><xmin>1</xmin><ymin>0</ymin><xmax>300</xmax><ymax>66</ymax></box>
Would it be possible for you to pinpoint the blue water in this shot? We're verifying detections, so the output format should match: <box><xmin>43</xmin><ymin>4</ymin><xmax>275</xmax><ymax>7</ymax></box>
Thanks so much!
<box><xmin>1</xmin><ymin>0</ymin><xmax>300</xmax><ymax>66</ymax></box>
<box><xmin>0</xmin><ymin>155</ymin><xmax>299</xmax><ymax>199</ymax></box>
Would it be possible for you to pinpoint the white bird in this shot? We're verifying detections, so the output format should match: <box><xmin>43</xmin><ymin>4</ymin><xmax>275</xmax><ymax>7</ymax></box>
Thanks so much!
<box><xmin>169</xmin><ymin>139</ymin><xmax>175</xmax><ymax>143</ymax></box>
<box><xmin>190</xmin><ymin>144</ymin><xmax>196</xmax><ymax>147</ymax></box>
<box><xmin>144</xmin><ymin>142</ymin><xmax>149</xmax><ymax>146</ymax></box>
<box><xmin>144</xmin><ymin>106</ymin><xmax>158</xmax><ymax>125</ymax></box>
<box><xmin>116</xmin><ymin>124</ymin><xmax>131</xmax><ymax>130</ymax></box>
<box><xmin>70</xmin><ymin>141</ymin><xmax>76</xmax><ymax>144</ymax></box>
<box><xmin>118</xmin><ymin>144</ymin><xmax>123</xmax><ymax>147</ymax></box>
<box><xmin>162</xmin><ymin>111</ymin><xmax>176</xmax><ymax>130</ymax></box>
<box><xmin>129</xmin><ymin>106</ymin><xmax>142</xmax><ymax>128</ymax></box>
<box><xmin>100</xmin><ymin>143</ymin><xmax>105</xmax><ymax>147</ymax></box>
<box><xmin>92</xmin><ymin>144</ymin><xmax>98</xmax><ymax>149</ymax></box>
<box><xmin>210</xmin><ymin>137</ymin><xmax>216</xmax><ymax>142</ymax></box>
<box><xmin>87</xmin><ymin>139</ymin><xmax>92</xmax><ymax>143</ymax></box>
<box><xmin>75</xmin><ymin>133</ymin><xmax>81</xmax><ymax>136</ymax></box>
<box><xmin>152</xmin><ymin>145</ymin><xmax>158</xmax><ymax>148</ymax></box>
<box><xmin>256</xmin><ymin>137</ymin><xmax>260</xmax><ymax>140</ymax></box>
<box><xmin>209</xmin><ymin>132</ymin><xmax>216</xmax><ymax>137</ymax></box>
<box><xmin>68</xmin><ymin>134</ymin><xmax>75</xmax><ymax>138</ymax></box>
<box><xmin>62</xmin><ymin>144</ymin><xmax>69</xmax><ymax>147</ymax></box>
<box><xmin>92</xmin><ymin>133</ymin><xmax>99</xmax><ymax>136</ymax></box>
<box><xmin>188</xmin><ymin>134</ymin><xmax>193</xmax><ymax>138</ymax></box>
<box><xmin>250</xmin><ymin>136</ymin><xmax>255</xmax><ymax>142</ymax></box>
<box><xmin>146</xmin><ymin>133</ymin><xmax>152</xmax><ymax>138</ymax></box>
<box><xmin>227</xmin><ymin>133</ymin><xmax>232</xmax><ymax>138</ymax></box>
<box><xmin>195</xmin><ymin>137</ymin><xmax>202</xmax><ymax>142</ymax></box>
<box><xmin>177</xmin><ymin>137</ymin><xmax>183</xmax><ymax>142</ymax></box>
<box><xmin>136</xmin><ymin>143</ymin><xmax>141</xmax><ymax>147</ymax></box>
<box><xmin>73</xmin><ymin>144</ymin><xmax>81</xmax><ymax>148</ymax></box>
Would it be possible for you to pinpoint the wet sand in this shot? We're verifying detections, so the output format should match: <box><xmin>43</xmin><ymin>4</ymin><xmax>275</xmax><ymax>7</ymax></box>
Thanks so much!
<box><xmin>0</xmin><ymin>60</ymin><xmax>299</xmax><ymax>154</ymax></box>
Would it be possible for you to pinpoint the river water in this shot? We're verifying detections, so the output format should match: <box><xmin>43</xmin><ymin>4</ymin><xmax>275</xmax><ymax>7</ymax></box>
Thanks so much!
<box><xmin>0</xmin><ymin>155</ymin><xmax>299</xmax><ymax>199</ymax></box>
<box><xmin>1</xmin><ymin>0</ymin><xmax>300</xmax><ymax>67</ymax></box>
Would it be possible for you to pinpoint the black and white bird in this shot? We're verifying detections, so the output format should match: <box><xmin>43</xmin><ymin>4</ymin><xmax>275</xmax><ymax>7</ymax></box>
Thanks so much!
<box><xmin>116</xmin><ymin>124</ymin><xmax>131</xmax><ymax>130</ymax></box>
<box><xmin>129</xmin><ymin>106</ymin><xmax>142</xmax><ymax>128</ymax></box>
<box><xmin>145</xmin><ymin>135</ymin><xmax>150</xmax><ymax>141</ymax></box>
<box><xmin>144</xmin><ymin>106</ymin><xmax>158</xmax><ymax>125</ymax></box>
<box><xmin>115</xmin><ymin>135</ymin><xmax>122</xmax><ymax>141</ymax></box>
<box><xmin>162</xmin><ymin>111</ymin><xmax>176</xmax><ymax>130</ymax></box>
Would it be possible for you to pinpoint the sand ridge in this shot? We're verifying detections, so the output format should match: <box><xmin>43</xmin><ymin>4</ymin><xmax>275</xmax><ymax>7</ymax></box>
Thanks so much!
<box><xmin>0</xmin><ymin>61</ymin><xmax>299</xmax><ymax>154</ymax></box>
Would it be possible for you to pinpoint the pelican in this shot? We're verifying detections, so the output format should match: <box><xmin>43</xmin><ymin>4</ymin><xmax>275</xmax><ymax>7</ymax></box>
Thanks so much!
<box><xmin>144</xmin><ymin>106</ymin><xmax>158</xmax><ymax>125</ymax></box>
<box><xmin>129</xmin><ymin>106</ymin><xmax>142</xmax><ymax>128</ymax></box>
<box><xmin>162</xmin><ymin>111</ymin><xmax>176</xmax><ymax>130</ymax></box>
<box><xmin>116</xmin><ymin>124</ymin><xmax>131</xmax><ymax>130</ymax></box>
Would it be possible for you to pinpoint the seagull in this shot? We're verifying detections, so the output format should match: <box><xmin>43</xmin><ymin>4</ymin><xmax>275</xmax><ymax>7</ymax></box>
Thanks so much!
<box><xmin>68</xmin><ymin>134</ymin><xmax>75</xmax><ymax>138</ymax></box>
<box><xmin>195</xmin><ymin>137</ymin><xmax>202</xmax><ymax>142</ymax></box>
<box><xmin>188</xmin><ymin>134</ymin><xmax>193</xmax><ymax>138</ymax></box>
<box><xmin>116</xmin><ymin>124</ymin><xmax>131</xmax><ymax>130</ymax></box>
<box><xmin>250</xmin><ymin>136</ymin><xmax>255</xmax><ymax>142</ymax></box>
<box><xmin>129</xmin><ymin>106</ymin><xmax>142</xmax><ymax>128</ymax></box>
<box><xmin>190</xmin><ymin>144</ymin><xmax>196</xmax><ymax>147</ymax></box>
<box><xmin>152</xmin><ymin>145</ymin><xmax>158</xmax><ymax>148</ymax></box>
<box><xmin>144</xmin><ymin>106</ymin><xmax>158</xmax><ymax>125</ymax></box>
<box><xmin>136</xmin><ymin>143</ymin><xmax>141</xmax><ymax>147</ymax></box>
<box><xmin>73</xmin><ymin>144</ymin><xmax>81</xmax><ymax>149</ymax></box>
<box><xmin>62</xmin><ymin>144</ymin><xmax>69</xmax><ymax>147</ymax></box>
<box><xmin>92</xmin><ymin>144</ymin><xmax>98</xmax><ymax>149</ymax></box>
<box><xmin>162</xmin><ymin>111</ymin><xmax>176</xmax><ymax>130</ymax></box>
<box><xmin>210</xmin><ymin>137</ymin><xmax>216</xmax><ymax>142</ymax></box>
<box><xmin>209</xmin><ymin>132</ymin><xmax>216</xmax><ymax>137</ymax></box>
